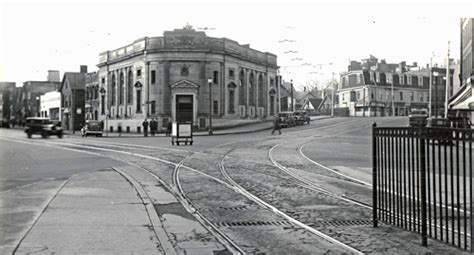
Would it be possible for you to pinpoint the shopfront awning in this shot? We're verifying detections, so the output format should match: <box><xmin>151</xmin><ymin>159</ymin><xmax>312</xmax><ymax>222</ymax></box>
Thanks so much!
<box><xmin>449</xmin><ymin>85</ymin><xmax>473</xmax><ymax>110</ymax></box>
<box><xmin>451</xmin><ymin>96</ymin><xmax>474</xmax><ymax>110</ymax></box>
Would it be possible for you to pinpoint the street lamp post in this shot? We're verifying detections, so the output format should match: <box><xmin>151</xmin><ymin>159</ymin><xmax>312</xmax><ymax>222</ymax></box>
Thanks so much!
<box><xmin>331</xmin><ymin>72</ymin><xmax>335</xmax><ymax>117</ymax></box>
<box><xmin>35</xmin><ymin>96</ymin><xmax>40</xmax><ymax>117</ymax></box>
<box><xmin>445</xmin><ymin>41</ymin><xmax>450</xmax><ymax>118</ymax></box>
<box><xmin>208</xmin><ymin>78</ymin><xmax>213</xmax><ymax>135</ymax></box>
<box><xmin>100</xmin><ymin>88</ymin><xmax>108</xmax><ymax>137</ymax></box>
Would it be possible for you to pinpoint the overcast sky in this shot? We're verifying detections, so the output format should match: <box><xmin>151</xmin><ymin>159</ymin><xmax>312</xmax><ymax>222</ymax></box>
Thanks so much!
<box><xmin>1</xmin><ymin>0</ymin><xmax>472</xmax><ymax>90</ymax></box>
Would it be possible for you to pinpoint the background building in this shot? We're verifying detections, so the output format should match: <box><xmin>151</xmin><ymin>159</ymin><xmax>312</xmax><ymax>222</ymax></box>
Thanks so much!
<box><xmin>40</xmin><ymin>91</ymin><xmax>61</xmax><ymax>120</ymax></box>
<box><xmin>16</xmin><ymin>71</ymin><xmax>61</xmax><ymax>125</ymax></box>
<box><xmin>60</xmin><ymin>66</ymin><xmax>87</xmax><ymax>131</ymax></box>
<box><xmin>449</xmin><ymin>18</ymin><xmax>474</xmax><ymax>124</ymax></box>
<box><xmin>97</xmin><ymin>25</ymin><xmax>278</xmax><ymax>133</ymax></box>
<box><xmin>85</xmin><ymin>72</ymin><xmax>99</xmax><ymax>120</ymax></box>
<box><xmin>0</xmin><ymin>82</ymin><xmax>16</xmax><ymax>127</ymax></box>
<box><xmin>338</xmin><ymin>56</ymin><xmax>453</xmax><ymax>117</ymax></box>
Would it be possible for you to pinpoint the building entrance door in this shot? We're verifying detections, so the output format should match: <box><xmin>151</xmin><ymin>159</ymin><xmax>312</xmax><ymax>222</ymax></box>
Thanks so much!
<box><xmin>176</xmin><ymin>95</ymin><xmax>193</xmax><ymax>123</ymax></box>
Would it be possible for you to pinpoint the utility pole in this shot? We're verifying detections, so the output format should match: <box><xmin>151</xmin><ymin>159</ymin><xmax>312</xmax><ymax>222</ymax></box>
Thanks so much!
<box><xmin>391</xmin><ymin>77</ymin><xmax>395</xmax><ymax>116</ymax></box>
<box><xmin>331</xmin><ymin>72</ymin><xmax>335</xmax><ymax>117</ymax></box>
<box><xmin>429</xmin><ymin>56</ymin><xmax>433</xmax><ymax>118</ymax></box>
<box><xmin>445</xmin><ymin>41</ymin><xmax>450</xmax><ymax>118</ymax></box>
<box><xmin>290</xmin><ymin>79</ymin><xmax>294</xmax><ymax>111</ymax></box>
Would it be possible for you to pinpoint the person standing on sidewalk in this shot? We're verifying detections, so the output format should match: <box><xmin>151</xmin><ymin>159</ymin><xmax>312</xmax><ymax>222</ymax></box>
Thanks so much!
<box><xmin>142</xmin><ymin>119</ymin><xmax>149</xmax><ymax>137</ymax></box>
<box><xmin>271</xmin><ymin>115</ymin><xmax>281</xmax><ymax>135</ymax></box>
<box><xmin>150</xmin><ymin>118</ymin><xmax>157</xmax><ymax>136</ymax></box>
<box><xmin>166</xmin><ymin>120</ymin><xmax>172</xmax><ymax>136</ymax></box>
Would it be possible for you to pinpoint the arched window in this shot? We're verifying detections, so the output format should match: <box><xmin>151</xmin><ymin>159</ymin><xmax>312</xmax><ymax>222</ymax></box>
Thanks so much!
<box><xmin>249</xmin><ymin>72</ymin><xmax>255</xmax><ymax>106</ymax></box>
<box><xmin>119</xmin><ymin>72</ymin><xmax>124</xmax><ymax>105</ymax></box>
<box><xmin>228</xmin><ymin>83</ymin><xmax>237</xmax><ymax>114</ymax></box>
<box><xmin>239</xmin><ymin>70</ymin><xmax>245</xmax><ymax>105</ymax></box>
<box><xmin>127</xmin><ymin>70</ymin><xmax>133</xmax><ymax>104</ymax></box>
<box><xmin>258</xmin><ymin>74</ymin><xmax>264</xmax><ymax>107</ymax></box>
<box><xmin>111</xmin><ymin>74</ymin><xmax>116</xmax><ymax>105</ymax></box>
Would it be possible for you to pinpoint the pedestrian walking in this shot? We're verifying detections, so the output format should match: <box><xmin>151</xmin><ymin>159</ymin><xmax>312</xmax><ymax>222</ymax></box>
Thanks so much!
<box><xmin>81</xmin><ymin>124</ymin><xmax>87</xmax><ymax>137</ymax></box>
<box><xmin>271</xmin><ymin>115</ymin><xmax>281</xmax><ymax>135</ymax></box>
<box><xmin>142</xmin><ymin>118</ymin><xmax>149</xmax><ymax>137</ymax></box>
<box><xmin>150</xmin><ymin>118</ymin><xmax>157</xmax><ymax>136</ymax></box>
<box><xmin>166</xmin><ymin>121</ymin><xmax>172</xmax><ymax>136</ymax></box>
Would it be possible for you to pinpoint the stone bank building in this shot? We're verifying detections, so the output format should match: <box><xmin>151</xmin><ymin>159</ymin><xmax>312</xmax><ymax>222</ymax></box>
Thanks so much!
<box><xmin>97</xmin><ymin>26</ymin><xmax>278</xmax><ymax>133</ymax></box>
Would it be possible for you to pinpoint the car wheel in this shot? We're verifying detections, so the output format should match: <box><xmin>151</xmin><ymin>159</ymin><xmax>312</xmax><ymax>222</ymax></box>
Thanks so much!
<box><xmin>27</xmin><ymin>133</ymin><xmax>32</xmax><ymax>138</ymax></box>
<box><xmin>57</xmin><ymin>133</ymin><xmax>63</xmax><ymax>138</ymax></box>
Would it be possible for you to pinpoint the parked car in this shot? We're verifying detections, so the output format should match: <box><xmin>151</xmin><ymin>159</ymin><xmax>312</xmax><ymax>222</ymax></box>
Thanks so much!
<box><xmin>449</xmin><ymin>116</ymin><xmax>472</xmax><ymax>129</ymax></box>
<box><xmin>294</xmin><ymin>110</ymin><xmax>310</xmax><ymax>125</ymax></box>
<box><xmin>408</xmin><ymin>110</ymin><xmax>428</xmax><ymax>127</ymax></box>
<box><xmin>25</xmin><ymin>117</ymin><xmax>63</xmax><ymax>138</ymax></box>
<box><xmin>84</xmin><ymin>120</ymin><xmax>104</xmax><ymax>137</ymax></box>
<box><xmin>278</xmin><ymin>111</ymin><xmax>296</xmax><ymax>128</ymax></box>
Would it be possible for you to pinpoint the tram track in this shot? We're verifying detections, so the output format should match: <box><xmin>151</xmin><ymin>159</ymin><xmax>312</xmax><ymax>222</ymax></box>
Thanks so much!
<box><xmin>4</xmin><ymin>117</ymin><xmax>462</xmax><ymax>253</ymax></box>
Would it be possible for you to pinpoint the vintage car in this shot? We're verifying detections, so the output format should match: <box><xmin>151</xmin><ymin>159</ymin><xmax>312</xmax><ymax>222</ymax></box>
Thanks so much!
<box><xmin>25</xmin><ymin>117</ymin><xmax>63</xmax><ymax>138</ymax></box>
<box><xmin>84</xmin><ymin>120</ymin><xmax>104</xmax><ymax>137</ymax></box>
<box><xmin>408</xmin><ymin>110</ymin><xmax>428</xmax><ymax>127</ymax></box>
<box><xmin>294</xmin><ymin>110</ymin><xmax>310</xmax><ymax>125</ymax></box>
<box><xmin>278</xmin><ymin>111</ymin><xmax>296</xmax><ymax>128</ymax></box>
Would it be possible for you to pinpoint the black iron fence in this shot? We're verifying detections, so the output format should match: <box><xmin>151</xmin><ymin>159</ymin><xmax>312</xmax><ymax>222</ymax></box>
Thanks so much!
<box><xmin>372</xmin><ymin>124</ymin><xmax>473</xmax><ymax>251</ymax></box>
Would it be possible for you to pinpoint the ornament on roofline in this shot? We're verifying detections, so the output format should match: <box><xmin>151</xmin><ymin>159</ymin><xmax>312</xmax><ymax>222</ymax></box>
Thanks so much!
<box><xmin>183</xmin><ymin>23</ymin><xmax>193</xmax><ymax>30</ymax></box>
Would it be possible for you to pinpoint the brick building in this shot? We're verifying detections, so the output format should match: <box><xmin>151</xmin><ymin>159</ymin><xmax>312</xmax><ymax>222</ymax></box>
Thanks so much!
<box><xmin>85</xmin><ymin>72</ymin><xmax>99</xmax><ymax>120</ymax></box>
<box><xmin>0</xmin><ymin>82</ymin><xmax>16</xmax><ymax>127</ymax></box>
<box><xmin>97</xmin><ymin>25</ymin><xmax>278</xmax><ymax>133</ymax></box>
<box><xmin>60</xmin><ymin>66</ymin><xmax>87</xmax><ymax>131</ymax></box>
<box><xmin>16</xmin><ymin>71</ymin><xmax>61</xmax><ymax>125</ymax></box>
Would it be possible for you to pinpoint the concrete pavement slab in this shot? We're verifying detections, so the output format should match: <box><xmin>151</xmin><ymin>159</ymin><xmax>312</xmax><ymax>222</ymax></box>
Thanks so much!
<box><xmin>0</xmin><ymin>180</ymin><xmax>65</xmax><ymax>255</ymax></box>
<box><xmin>15</xmin><ymin>169</ymin><xmax>163</xmax><ymax>254</ymax></box>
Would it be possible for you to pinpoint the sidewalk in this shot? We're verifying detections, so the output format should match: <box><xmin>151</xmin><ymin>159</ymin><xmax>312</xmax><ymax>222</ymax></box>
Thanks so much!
<box><xmin>15</xmin><ymin>168</ymin><xmax>227</xmax><ymax>255</ymax></box>
<box><xmin>65</xmin><ymin>115</ymin><xmax>332</xmax><ymax>138</ymax></box>
<box><xmin>15</xmin><ymin>170</ymin><xmax>165</xmax><ymax>254</ymax></box>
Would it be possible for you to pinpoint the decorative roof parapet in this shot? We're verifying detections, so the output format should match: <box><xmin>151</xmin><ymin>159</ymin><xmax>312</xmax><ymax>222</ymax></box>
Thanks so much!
<box><xmin>98</xmin><ymin>28</ymin><xmax>277</xmax><ymax>67</ymax></box>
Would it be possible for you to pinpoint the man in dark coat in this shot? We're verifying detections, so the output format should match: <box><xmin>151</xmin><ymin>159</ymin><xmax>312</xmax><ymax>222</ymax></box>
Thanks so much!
<box><xmin>142</xmin><ymin>119</ymin><xmax>149</xmax><ymax>137</ymax></box>
<box><xmin>166</xmin><ymin>121</ymin><xmax>172</xmax><ymax>136</ymax></box>
<box><xmin>271</xmin><ymin>115</ymin><xmax>281</xmax><ymax>135</ymax></box>
<box><xmin>150</xmin><ymin>119</ymin><xmax>157</xmax><ymax>136</ymax></box>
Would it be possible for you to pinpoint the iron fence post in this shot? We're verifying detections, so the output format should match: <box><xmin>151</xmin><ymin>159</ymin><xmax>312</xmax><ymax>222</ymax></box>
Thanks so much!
<box><xmin>372</xmin><ymin>122</ymin><xmax>378</xmax><ymax>227</ymax></box>
<box><xmin>419</xmin><ymin>129</ymin><xmax>428</xmax><ymax>246</ymax></box>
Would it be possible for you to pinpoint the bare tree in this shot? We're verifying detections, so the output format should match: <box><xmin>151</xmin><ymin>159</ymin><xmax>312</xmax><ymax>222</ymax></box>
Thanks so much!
<box><xmin>304</xmin><ymin>78</ymin><xmax>323</xmax><ymax>92</ymax></box>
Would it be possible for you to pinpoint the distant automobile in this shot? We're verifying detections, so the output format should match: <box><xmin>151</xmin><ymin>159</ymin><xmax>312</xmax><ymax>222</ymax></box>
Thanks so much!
<box><xmin>449</xmin><ymin>116</ymin><xmax>472</xmax><ymax>129</ymax></box>
<box><xmin>84</xmin><ymin>120</ymin><xmax>104</xmax><ymax>137</ymax></box>
<box><xmin>278</xmin><ymin>111</ymin><xmax>296</xmax><ymax>128</ymax></box>
<box><xmin>294</xmin><ymin>110</ymin><xmax>310</xmax><ymax>125</ymax></box>
<box><xmin>25</xmin><ymin>117</ymin><xmax>63</xmax><ymax>138</ymax></box>
<box><xmin>408</xmin><ymin>110</ymin><xmax>428</xmax><ymax>127</ymax></box>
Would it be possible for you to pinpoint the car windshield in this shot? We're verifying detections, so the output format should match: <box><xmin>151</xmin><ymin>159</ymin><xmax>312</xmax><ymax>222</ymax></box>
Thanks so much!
<box><xmin>88</xmin><ymin>122</ymin><xmax>101</xmax><ymax>128</ymax></box>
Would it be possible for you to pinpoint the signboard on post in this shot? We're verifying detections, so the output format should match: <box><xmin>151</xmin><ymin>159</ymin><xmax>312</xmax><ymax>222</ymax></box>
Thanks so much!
<box><xmin>178</xmin><ymin>123</ymin><xmax>191</xmax><ymax>137</ymax></box>
<box><xmin>171</xmin><ymin>122</ymin><xmax>193</xmax><ymax>146</ymax></box>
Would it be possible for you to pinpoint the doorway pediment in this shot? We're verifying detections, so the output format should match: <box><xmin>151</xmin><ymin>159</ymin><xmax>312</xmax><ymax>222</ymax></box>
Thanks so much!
<box><xmin>170</xmin><ymin>80</ymin><xmax>200</xmax><ymax>90</ymax></box>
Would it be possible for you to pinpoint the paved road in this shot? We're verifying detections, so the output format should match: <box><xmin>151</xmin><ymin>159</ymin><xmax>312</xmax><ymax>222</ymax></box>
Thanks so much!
<box><xmin>0</xmin><ymin>117</ymin><xmax>468</xmax><ymax>254</ymax></box>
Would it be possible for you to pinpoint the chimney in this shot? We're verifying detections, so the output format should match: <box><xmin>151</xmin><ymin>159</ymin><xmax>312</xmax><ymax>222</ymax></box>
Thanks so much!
<box><xmin>47</xmin><ymin>70</ymin><xmax>60</xmax><ymax>82</ymax></box>
<box><xmin>413</xmin><ymin>62</ymin><xmax>417</xmax><ymax>67</ymax></box>
<box><xmin>80</xmin><ymin>65</ymin><xmax>88</xmax><ymax>73</ymax></box>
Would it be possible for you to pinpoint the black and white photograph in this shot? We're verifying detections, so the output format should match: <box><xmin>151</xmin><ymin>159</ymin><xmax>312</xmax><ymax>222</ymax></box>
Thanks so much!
<box><xmin>1</xmin><ymin>0</ymin><xmax>473</xmax><ymax>253</ymax></box>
